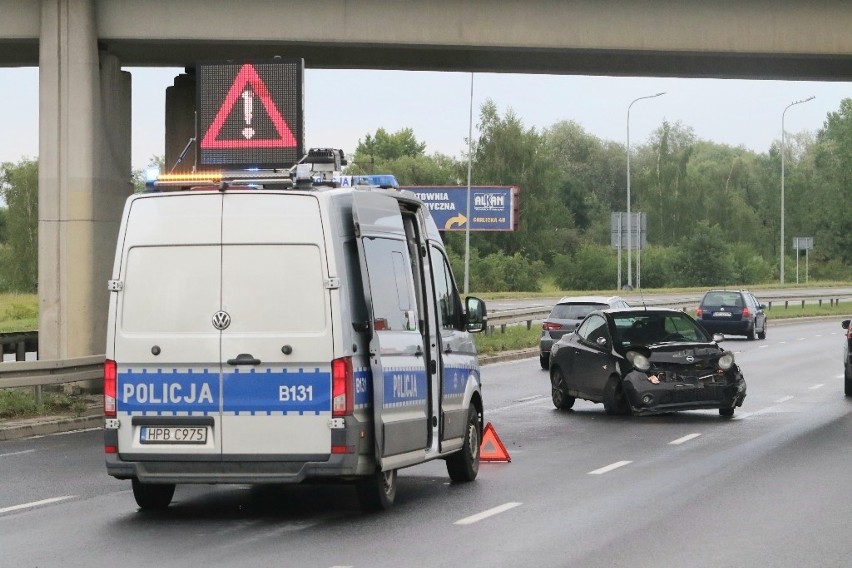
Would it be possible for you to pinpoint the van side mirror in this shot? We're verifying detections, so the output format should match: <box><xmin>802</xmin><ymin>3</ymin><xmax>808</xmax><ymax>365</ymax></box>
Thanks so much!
<box><xmin>465</xmin><ymin>296</ymin><xmax>487</xmax><ymax>333</ymax></box>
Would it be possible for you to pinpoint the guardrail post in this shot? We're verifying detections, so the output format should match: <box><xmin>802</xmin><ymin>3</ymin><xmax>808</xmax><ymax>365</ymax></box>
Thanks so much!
<box><xmin>785</xmin><ymin>301</ymin><xmax>789</xmax><ymax>309</ymax></box>
<box><xmin>500</xmin><ymin>324</ymin><xmax>506</xmax><ymax>334</ymax></box>
<box><xmin>819</xmin><ymin>299</ymin><xmax>823</xmax><ymax>307</ymax></box>
<box><xmin>768</xmin><ymin>301</ymin><xmax>772</xmax><ymax>310</ymax></box>
<box><xmin>801</xmin><ymin>300</ymin><xmax>805</xmax><ymax>309</ymax></box>
<box><xmin>526</xmin><ymin>320</ymin><xmax>532</xmax><ymax>330</ymax></box>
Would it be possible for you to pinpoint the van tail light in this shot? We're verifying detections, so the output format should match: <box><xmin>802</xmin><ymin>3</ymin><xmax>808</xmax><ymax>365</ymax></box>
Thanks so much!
<box><xmin>542</xmin><ymin>322</ymin><xmax>562</xmax><ymax>331</ymax></box>
<box><xmin>104</xmin><ymin>359</ymin><xmax>117</xmax><ymax>418</ymax></box>
<box><xmin>332</xmin><ymin>357</ymin><xmax>354</xmax><ymax>417</ymax></box>
<box><xmin>696</xmin><ymin>307</ymin><xmax>703</xmax><ymax>317</ymax></box>
<box><xmin>741</xmin><ymin>307</ymin><xmax>751</xmax><ymax>318</ymax></box>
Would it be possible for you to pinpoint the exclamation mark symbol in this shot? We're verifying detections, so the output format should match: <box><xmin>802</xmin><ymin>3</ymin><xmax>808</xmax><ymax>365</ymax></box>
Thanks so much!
<box><xmin>241</xmin><ymin>89</ymin><xmax>255</xmax><ymax>139</ymax></box>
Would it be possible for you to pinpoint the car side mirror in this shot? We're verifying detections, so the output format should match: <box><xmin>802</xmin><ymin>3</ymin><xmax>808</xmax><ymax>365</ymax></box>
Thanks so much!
<box><xmin>596</xmin><ymin>336</ymin><xmax>607</xmax><ymax>347</ymax></box>
<box><xmin>842</xmin><ymin>319</ymin><xmax>850</xmax><ymax>330</ymax></box>
<box><xmin>465</xmin><ymin>296</ymin><xmax>487</xmax><ymax>333</ymax></box>
<box><xmin>712</xmin><ymin>333</ymin><xmax>725</xmax><ymax>343</ymax></box>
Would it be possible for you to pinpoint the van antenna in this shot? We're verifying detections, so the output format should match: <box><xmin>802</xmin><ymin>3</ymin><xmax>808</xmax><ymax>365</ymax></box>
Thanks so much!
<box><xmin>170</xmin><ymin>137</ymin><xmax>196</xmax><ymax>173</ymax></box>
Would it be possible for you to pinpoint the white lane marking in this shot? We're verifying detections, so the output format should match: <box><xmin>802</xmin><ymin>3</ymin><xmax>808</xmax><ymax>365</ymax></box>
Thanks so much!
<box><xmin>588</xmin><ymin>460</ymin><xmax>632</xmax><ymax>475</ymax></box>
<box><xmin>798</xmin><ymin>337</ymin><xmax>807</xmax><ymax>341</ymax></box>
<box><xmin>779</xmin><ymin>341</ymin><xmax>787</xmax><ymax>344</ymax></box>
<box><xmin>489</xmin><ymin>396</ymin><xmax>549</xmax><ymax>414</ymax></box>
<box><xmin>809</xmin><ymin>384</ymin><xmax>825</xmax><ymax>390</ymax></box>
<box><xmin>669</xmin><ymin>433</ymin><xmax>702</xmax><ymax>445</ymax></box>
<box><xmin>454</xmin><ymin>502</ymin><xmax>522</xmax><ymax>525</ymax></box>
<box><xmin>0</xmin><ymin>496</ymin><xmax>75</xmax><ymax>515</ymax></box>
<box><xmin>0</xmin><ymin>449</ymin><xmax>36</xmax><ymax>458</ymax></box>
<box><xmin>516</xmin><ymin>395</ymin><xmax>545</xmax><ymax>402</ymax></box>
<box><xmin>759</xmin><ymin>345</ymin><xmax>769</xmax><ymax>348</ymax></box>
<box><xmin>775</xmin><ymin>396</ymin><xmax>794</xmax><ymax>403</ymax></box>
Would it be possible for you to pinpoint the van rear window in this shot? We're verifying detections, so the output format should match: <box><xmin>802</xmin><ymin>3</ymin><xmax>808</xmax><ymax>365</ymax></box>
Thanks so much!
<box><xmin>121</xmin><ymin>245</ymin><xmax>221</xmax><ymax>333</ymax></box>
<box><xmin>221</xmin><ymin>244</ymin><xmax>327</xmax><ymax>333</ymax></box>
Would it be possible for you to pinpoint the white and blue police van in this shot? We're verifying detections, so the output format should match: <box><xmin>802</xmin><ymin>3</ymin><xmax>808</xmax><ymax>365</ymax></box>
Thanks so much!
<box><xmin>103</xmin><ymin>149</ymin><xmax>487</xmax><ymax>510</ymax></box>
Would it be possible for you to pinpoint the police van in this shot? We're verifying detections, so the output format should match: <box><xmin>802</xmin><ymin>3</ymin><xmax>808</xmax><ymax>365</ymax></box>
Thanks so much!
<box><xmin>104</xmin><ymin>149</ymin><xmax>487</xmax><ymax>510</ymax></box>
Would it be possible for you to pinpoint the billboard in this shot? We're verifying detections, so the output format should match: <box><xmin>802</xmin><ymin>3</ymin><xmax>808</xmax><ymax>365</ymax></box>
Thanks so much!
<box><xmin>197</xmin><ymin>59</ymin><xmax>304</xmax><ymax>168</ymax></box>
<box><xmin>402</xmin><ymin>186</ymin><xmax>519</xmax><ymax>232</ymax></box>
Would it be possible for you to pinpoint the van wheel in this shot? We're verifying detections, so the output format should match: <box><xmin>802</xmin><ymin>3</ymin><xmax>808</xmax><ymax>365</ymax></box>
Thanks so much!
<box><xmin>719</xmin><ymin>406</ymin><xmax>735</xmax><ymax>417</ymax></box>
<box><xmin>539</xmin><ymin>353</ymin><xmax>549</xmax><ymax>370</ymax></box>
<box><xmin>356</xmin><ymin>468</ymin><xmax>397</xmax><ymax>511</ymax></box>
<box><xmin>131</xmin><ymin>479</ymin><xmax>175</xmax><ymax>510</ymax></box>
<box><xmin>446</xmin><ymin>405</ymin><xmax>481</xmax><ymax>482</ymax></box>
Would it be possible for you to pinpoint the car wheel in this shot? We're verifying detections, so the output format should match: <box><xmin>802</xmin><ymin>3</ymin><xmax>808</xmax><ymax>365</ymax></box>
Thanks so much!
<box><xmin>845</xmin><ymin>367</ymin><xmax>852</xmax><ymax>397</ymax></box>
<box><xmin>603</xmin><ymin>376</ymin><xmax>629</xmax><ymax>416</ymax></box>
<box><xmin>757</xmin><ymin>321</ymin><xmax>767</xmax><ymax>340</ymax></box>
<box><xmin>719</xmin><ymin>406</ymin><xmax>735</xmax><ymax>417</ymax></box>
<box><xmin>746</xmin><ymin>324</ymin><xmax>757</xmax><ymax>341</ymax></box>
<box><xmin>550</xmin><ymin>367</ymin><xmax>575</xmax><ymax>410</ymax></box>
<box><xmin>539</xmin><ymin>353</ymin><xmax>549</xmax><ymax>370</ymax></box>
<box><xmin>446</xmin><ymin>405</ymin><xmax>481</xmax><ymax>482</ymax></box>
<box><xmin>356</xmin><ymin>468</ymin><xmax>397</xmax><ymax>511</ymax></box>
<box><xmin>131</xmin><ymin>479</ymin><xmax>175</xmax><ymax>510</ymax></box>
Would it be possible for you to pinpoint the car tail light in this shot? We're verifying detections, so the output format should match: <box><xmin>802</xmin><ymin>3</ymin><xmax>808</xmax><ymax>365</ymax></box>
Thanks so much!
<box><xmin>542</xmin><ymin>322</ymin><xmax>562</xmax><ymax>331</ymax></box>
<box><xmin>332</xmin><ymin>356</ymin><xmax>354</xmax><ymax>417</ymax></box>
<box><xmin>104</xmin><ymin>359</ymin><xmax>117</xmax><ymax>418</ymax></box>
<box><xmin>847</xmin><ymin>327</ymin><xmax>852</xmax><ymax>339</ymax></box>
<box><xmin>696</xmin><ymin>307</ymin><xmax>703</xmax><ymax>317</ymax></box>
<box><xmin>741</xmin><ymin>307</ymin><xmax>751</xmax><ymax>318</ymax></box>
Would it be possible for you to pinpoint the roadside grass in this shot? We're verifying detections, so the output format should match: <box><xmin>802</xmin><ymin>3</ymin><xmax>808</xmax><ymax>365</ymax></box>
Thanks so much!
<box><xmin>0</xmin><ymin>388</ymin><xmax>90</xmax><ymax>419</ymax></box>
<box><xmin>0</xmin><ymin>293</ymin><xmax>38</xmax><ymax>333</ymax></box>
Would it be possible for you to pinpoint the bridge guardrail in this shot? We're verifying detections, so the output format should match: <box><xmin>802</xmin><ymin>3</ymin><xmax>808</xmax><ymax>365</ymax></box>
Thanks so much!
<box><xmin>0</xmin><ymin>295</ymin><xmax>847</xmax><ymax>389</ymax></box>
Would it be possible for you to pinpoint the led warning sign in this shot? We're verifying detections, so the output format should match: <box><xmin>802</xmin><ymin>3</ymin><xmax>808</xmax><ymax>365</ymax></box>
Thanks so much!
<box><xmin>197</xmin><ymin>59</ymin><xmax>304</xmax><ymax>168</ymax></box>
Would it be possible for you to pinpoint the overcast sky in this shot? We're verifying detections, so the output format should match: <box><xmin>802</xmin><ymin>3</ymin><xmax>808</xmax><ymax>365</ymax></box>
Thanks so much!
<box><xmin>1</xmin><ymin>66</ymin><xmax>850</xmax><ymax>173</ymax></box>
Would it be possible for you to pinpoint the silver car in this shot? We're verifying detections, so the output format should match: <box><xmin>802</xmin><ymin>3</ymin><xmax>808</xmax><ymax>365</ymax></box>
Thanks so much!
<box><xmin>539</xmin><ymin>295</ymin><xmax>630</xmax><ymax>369</ymax></box>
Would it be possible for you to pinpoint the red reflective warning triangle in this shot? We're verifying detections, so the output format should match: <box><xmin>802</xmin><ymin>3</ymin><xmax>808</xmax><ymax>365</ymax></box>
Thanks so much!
<box><xmin>479</xmin><ymin>422</ymin><xmax>511</xmax><ymax>462</ymax></box>
<box><xmin>200</xmin><ymin>63</ymin><xmax>297</xmax><ymax>149</ymax></box>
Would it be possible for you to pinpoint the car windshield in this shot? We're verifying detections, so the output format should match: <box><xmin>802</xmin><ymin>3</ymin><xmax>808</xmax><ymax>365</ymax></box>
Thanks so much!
<box><xmin>550</xmin><ymin>303</ymin><xmax>605</xmax><ymax>319</ymax></box>
<box><xmin>613</xmin><ymin>312</ymin><xmax>710</xmax><ymax>346</ymax></box>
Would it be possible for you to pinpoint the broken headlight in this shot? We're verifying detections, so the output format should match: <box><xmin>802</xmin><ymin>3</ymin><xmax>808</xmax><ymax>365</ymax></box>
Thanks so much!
<box><xmin>717</xmin><ymin>351</ymin><xmax>735</xmax><ymax>371</ymax></box>
<box><xmin>626</xmin><ymin>351</ymin><xmax>651</xmax><ymax>371</ymax></box>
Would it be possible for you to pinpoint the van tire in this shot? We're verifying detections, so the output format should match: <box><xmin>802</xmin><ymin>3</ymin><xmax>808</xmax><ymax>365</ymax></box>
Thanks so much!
<box><xmin>356</xmin><ymin>468</ymin><xmax>397</xmax><ymax>511</ymax></box>
<box><xmin>446</xmin><ymin>405</ymin><xmax>481</xmax><ymax>483</ymax></box>
<box><xmin>132</xmin><ymin>479</ymin><xmax>175</xmax><ymax>510</ymax></box>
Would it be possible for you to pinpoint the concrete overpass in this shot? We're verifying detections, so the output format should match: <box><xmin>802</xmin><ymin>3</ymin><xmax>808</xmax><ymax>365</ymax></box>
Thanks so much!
<box><xmin>2</xmin><ymin>0</ymin><xmax>852</xmax><ymax>361</ymax></box>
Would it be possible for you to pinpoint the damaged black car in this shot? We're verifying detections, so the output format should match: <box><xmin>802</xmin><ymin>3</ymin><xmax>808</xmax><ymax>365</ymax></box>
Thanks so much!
<box><xmin>549</xmin><ymin>308</ymin><xmax>746</xmax><ymax>417</ymax></box>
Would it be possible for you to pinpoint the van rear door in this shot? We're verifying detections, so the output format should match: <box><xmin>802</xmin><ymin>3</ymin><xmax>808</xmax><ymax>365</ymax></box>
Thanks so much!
<box><xmin>219</xmin><ymin>193</ymin><xmax>333</xmax><ymax>459</ymax></box>
<box><xmin>352</xmin><ymin>192</ymin><xmax>429</xmax><ymax>468</ymax></box>
<box><xmin>113</xmin><ymin>193</ymin><xmax>223</xmax><ymax>458</ymax></box>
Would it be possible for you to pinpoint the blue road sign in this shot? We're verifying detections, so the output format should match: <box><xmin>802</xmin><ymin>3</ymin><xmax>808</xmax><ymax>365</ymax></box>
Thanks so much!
<box><xmin>402</xmin><ymin>186</ymin><xmax>518</xmax><ymax>232</ymax></box>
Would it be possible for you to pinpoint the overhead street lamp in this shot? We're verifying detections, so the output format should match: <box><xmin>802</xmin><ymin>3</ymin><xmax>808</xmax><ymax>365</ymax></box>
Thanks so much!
<box><xmin>626</xmin><ymin>92</ymin><xmax>665</xmax><ymax>289</ymax></box>
<box><xmin>780</xmin><ymin>95</ymin><xmax>814</xmax><ymax>285</ymax></box>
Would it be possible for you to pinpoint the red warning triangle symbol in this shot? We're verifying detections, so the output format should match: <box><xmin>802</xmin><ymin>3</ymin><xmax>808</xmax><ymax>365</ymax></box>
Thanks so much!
<box><xmin>200</xmin><ymin>63</ymin><xmax>297</xmax><ymax>150</ymax></box>
<box><xmin>479</xmin><ymin>422</ymin><xmax>511</xmax><ymax>462</ymax></box>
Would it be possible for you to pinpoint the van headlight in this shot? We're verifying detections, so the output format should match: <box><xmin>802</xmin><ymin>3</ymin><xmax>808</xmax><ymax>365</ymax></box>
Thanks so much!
<box><xmin>626</xmin><ymin>351</ymin><xmax>651</xmax><ymax>371</ymax></box>
<box><xmin>718</xmin><ymin>351</ymin><xmax>735</xmax><ymax>370</ymax></box>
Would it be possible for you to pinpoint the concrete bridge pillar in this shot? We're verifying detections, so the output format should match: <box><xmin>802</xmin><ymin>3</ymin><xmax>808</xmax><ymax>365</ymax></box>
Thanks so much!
<box><xmin>165</xmin><ymin>71</ymin><xmax>197</xmax><ymax>173</ymax></box>
<box><xmin>38</xmin><ymin>0</ymin><xmax>131</xmax><ymax>360</ymax></box>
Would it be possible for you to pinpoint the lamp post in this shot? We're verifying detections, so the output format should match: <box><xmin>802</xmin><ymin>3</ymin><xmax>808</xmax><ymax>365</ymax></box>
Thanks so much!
<box><xmin>463</xmin><ymin>72</ymin><xmax>474</xmax><ymax>295</ymax></box>
<box><xmin>780</xmin><ymin>95</ymin><xmax>814</xmax><ymax>285</ymax></box>
<box><xmin>626</xmin><ymin>92</ymin><xmax>665</xmax><ymax>289</ymax></box>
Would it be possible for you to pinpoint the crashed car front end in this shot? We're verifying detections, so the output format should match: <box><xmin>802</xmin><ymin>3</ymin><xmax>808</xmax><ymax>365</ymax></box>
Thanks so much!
<box><xmin>620</xmin><ymin>344</ymin><xmax>747</xmax><ymax>416</ymax></box>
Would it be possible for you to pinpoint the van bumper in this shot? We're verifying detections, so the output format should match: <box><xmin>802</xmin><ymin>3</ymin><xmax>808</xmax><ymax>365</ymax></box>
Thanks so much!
<box><xmin>105</xmin><ymin>452</ymin><xmax>375</xmax><ymax>484</ymax></box>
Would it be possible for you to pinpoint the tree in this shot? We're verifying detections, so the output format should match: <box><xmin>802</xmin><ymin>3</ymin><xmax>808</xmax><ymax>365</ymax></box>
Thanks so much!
<box><xmin>351</xmin><ymin>127</ymin><xmax>427</xmax><ymax>172</ymax></box>
<box><xmin>0</xmin><ymin>158</ymin><xmax>39</xmax><ymax>292</ymax></box>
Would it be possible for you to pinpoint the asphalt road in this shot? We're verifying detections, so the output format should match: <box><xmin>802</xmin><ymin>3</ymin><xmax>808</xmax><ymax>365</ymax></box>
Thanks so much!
<box><xmin>1</xmin><ymin>318</ymin><xmax>849</xmax><ymax>568</ymax></box>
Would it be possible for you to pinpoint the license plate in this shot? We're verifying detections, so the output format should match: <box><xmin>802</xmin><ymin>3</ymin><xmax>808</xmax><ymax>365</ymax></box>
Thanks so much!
<box><xmin>140</xmin><ymin>426</ymin><xmax>208</xmax><ymax>444</ymax></box>
<box><xmin>713</xmin><ymin>311</ymin><xmax>732</xmax><ymax>317</ymax></box>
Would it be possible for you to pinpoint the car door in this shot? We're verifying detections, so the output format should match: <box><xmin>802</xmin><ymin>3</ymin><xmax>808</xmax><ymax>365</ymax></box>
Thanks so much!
<box><xmin>353</xmin><ymin>192</ymin><xmax>429</xmax><ymax>468</ymax></box>
<box><xmin>572</xmin><ymin>314</ymin><xmax>615</xmax><ymax>398</ymax></box>
<box><xmin>428</xmin><ymin>243</ymin><xmax>475</xmax><ymax>445</ymax></box>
